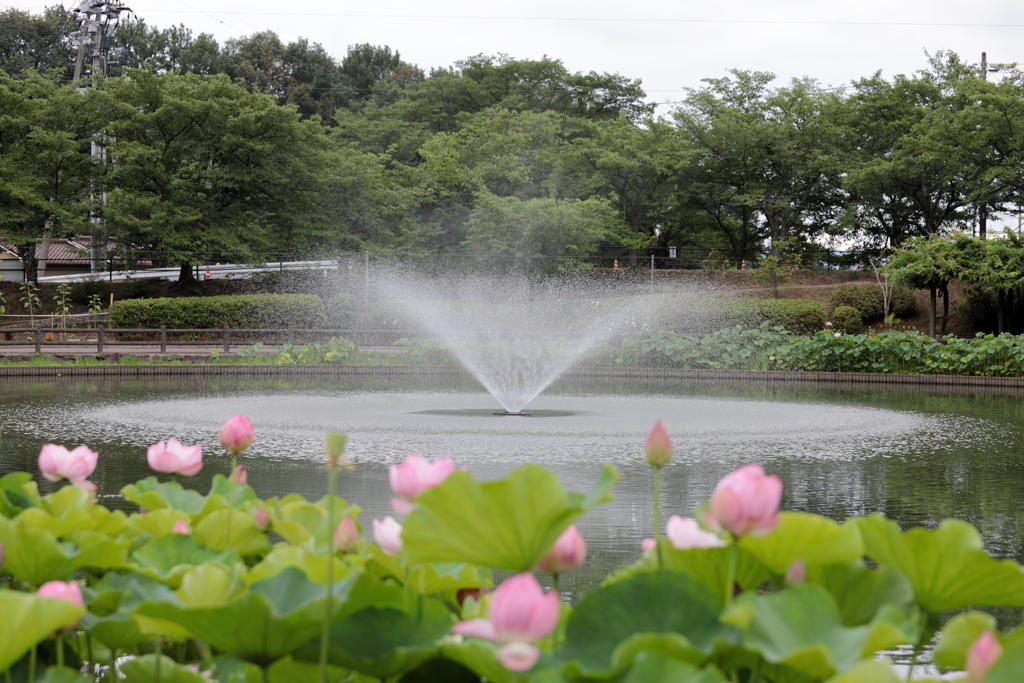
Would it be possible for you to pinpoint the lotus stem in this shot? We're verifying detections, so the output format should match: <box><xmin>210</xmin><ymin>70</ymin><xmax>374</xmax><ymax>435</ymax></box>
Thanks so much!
<box><xmin>725</xmin><ymin>540</ymin><xmax>738</xmax><ymax>608</ymax></box>
<box><xmin>56</xmin><ymin>633</ymin><xmax>64</xmax><ymax>667</ymax></box>
<box><xmin>319</xmin><ymin>462</ymin><xmax>338</xmax><ymax>683</ymax></box>
<box><xmin>5</xmin><ymin>664</ymin><xmax>11</xmax><ymax>683</ymax></box>
<box><xmin>86</xmin><ymin>633</ymin><xmax>93</xmax><ymax>677</ymax></box>
<box><xmin>225</xmin><ymin>453</ymin><xmax>238</xmax><ymax>546</ymax></box>
<box><xmin>155</xmin><ymin>639</ymin><xmax>161</xmax><ymax>683</ymax></box>
<box><xmin>28</xmin><ymin>645</ymin><xmax>36</xmax><ymax>683</ymax></box>
<box><xmin>653</xmin><ymin>466</ymin><xmax>662</xmax><ymax>541</ymax></box>
<box><xmin>108</xmin><ymin>648</ymin><xmax>117</xmax><ymax>683</ymax></box>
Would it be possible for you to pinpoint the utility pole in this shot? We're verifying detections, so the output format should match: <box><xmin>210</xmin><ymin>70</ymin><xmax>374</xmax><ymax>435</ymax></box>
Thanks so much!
<box><xmin>71</xmin><ymin>0</ymin><xmax>131</xmax><ymax>274</ymax></box>
<box><xmin>977</xmin><ymin>52</ymin><xmax>1003</xmax><ymax>240</ymax></box>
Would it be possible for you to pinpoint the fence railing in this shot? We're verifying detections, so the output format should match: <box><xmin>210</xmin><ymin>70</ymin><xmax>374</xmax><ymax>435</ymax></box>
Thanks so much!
<box><xmin>0</xmin><ymin>327</ymin><xmax>417</xmax><ymax>354</ymax></box>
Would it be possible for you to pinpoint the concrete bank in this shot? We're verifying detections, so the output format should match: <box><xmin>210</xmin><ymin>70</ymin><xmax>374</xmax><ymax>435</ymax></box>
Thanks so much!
<box><xmin>1</xmin><ymin>362</ymin><xmax>1024</xmax><ymax>391</ymax></box>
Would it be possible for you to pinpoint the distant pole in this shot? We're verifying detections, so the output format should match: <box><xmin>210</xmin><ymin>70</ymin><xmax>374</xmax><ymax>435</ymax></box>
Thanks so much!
<box><xmin>650</xmin><ymin>253</ymin><xmax>655</xmax><ymax>288</ymax></box>
<box><xmin>979</xmin><ymin>52</ymin><xmax>990</xmax><ymax>239</ymax></box>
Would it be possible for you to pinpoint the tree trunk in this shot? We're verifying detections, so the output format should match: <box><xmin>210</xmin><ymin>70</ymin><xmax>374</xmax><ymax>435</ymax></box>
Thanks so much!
<box><xmin>929</xmin><ymin>287</ymin><xmax>937</xmax><ymax>338</ymax></box>
<box><xmin>178</xmin><ymin>263</ymin><xmax>197</xmax><ymax>286</ymax></box>
<box><xmin>998</xmin><ymin>290</ymin><xmax>1006</xmax><ymax>334</ymax></box>
<box><xmin>940</xmin><ymin>285</ymin><xmax>949</xmax><ymax>336</ymax></box>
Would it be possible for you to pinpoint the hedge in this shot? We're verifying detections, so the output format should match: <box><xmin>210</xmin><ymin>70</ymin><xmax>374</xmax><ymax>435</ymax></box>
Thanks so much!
<box><xmin>830</xmin><ymin>305</ymin><xmax>862</xmax><ymax>334</ymax></box>
<box><xmin>109</xmin><ymin>294</ymin><xmax>326</xmax><ymax>329</ymax></box>
<box><xmin>828</xmin><ymin>284</ymin><xmax>916</xmax><ymax>321</ymax></box>
<box><xmin>721</xmin><ymin>299</ymin><xmax>827</xmax><ymax>335</ymax></box>
<box><xmin>326</xmin><ymin>293</ymin><xmax>360</xmax><ymax>330</ymax></box>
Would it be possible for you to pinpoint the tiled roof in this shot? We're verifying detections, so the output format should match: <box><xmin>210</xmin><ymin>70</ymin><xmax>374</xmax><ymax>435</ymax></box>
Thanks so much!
<box><xmin>0</xmin><ymin>237</ymin><xmax>152</xmax><ymax>265</ymax></box>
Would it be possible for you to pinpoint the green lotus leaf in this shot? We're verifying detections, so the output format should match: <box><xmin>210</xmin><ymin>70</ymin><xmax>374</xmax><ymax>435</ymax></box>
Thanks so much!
<box><xmin>268</xmin><ymin>499</ymin><xmax>359</xmax><ymax>553</ymax></box>
<box><xmin>176</xmin><ymin>562</ymin><xmax>243</xmax><ymax>607</ymax></box>
<box><xmin>133</xmin><ymin>566</ymin><xmax>358</xmax><ymax>666</ymax></box>
<box><xmin>740</xmin><ymin>512</ymin><xmax>863</xmax><ymax>575</ymax></box>
<box><xmin>853</xmin><ymin>514</ymin><xmax>1024</xmax><ymax>612</ymax></box>
<box><xmin>932</xmin><ymin>611</ymin><xmax>996</xmax><ymax>669</ymax></box>
<box><xmin>0</xmin><ymin>471</ymin><xmax>40</xmax><ymax>517</ymax></box>
<box><xmin>265</xmin><ymin>655</ymin><xmax>372</xmax><ymax>683</ymax></box>
<box><xmin>399</xmin><ymin>657</ymin><xmax>482</xmax><ymax>683</ymax></box>
<box><xmin>614</xmin><ymin>652</ymin><xmax>729</xmax><ymax>683</ymax></box>
<box><xmin>823</xmin><ymin>659</ymin><xmax>902</xmax><ymax>683</ymax></box>
<box><xmin>245</xmin><ymin>545</ymin><xmax>356</xmax><ymax>585</ymax></box>
<box><xmin>0</xmin><ymin>590</ymin><xmax>84</xmax><ymax>672</ymax></box>
<box><xmin>121</xmin><ymin>477</ymin><xmax>208</xmax><ymax>515</ymax></box>
<box><xmin>806</xmin><ymin>560</ymin><xmax>914</xmax><ymax>626</ymax></box>
<box><xmin>721</xmin><ymin>584</ymin><xmax>914</xmax><ymax>679</ymax></box>
<box><xmin>194</xmin><ymin>508</ymin><xmax>272</xmax><ymax>556</ymax></box>
<box><xmin>610</xmin><ymin>541</ymin><xmax>768</xmax><ymax>605</ymax></box>
<box><xmin>984</xmin><ymin>640</ymin><xmax>1024</xmax><ymax>683</ymax></box>
<box><xmin>128</xmin><ymin>509</ymin><xmax>192</xmax><ymax>538</ymax></box>
<box><xmin>80</xmin><ymin>611</ymin><xmax>150</xmax><ymax>652</ymax></box>
<box><xmin>19</xmin><ymin>486</ymin><xmax>96</xmax><ymax>537</ymax></box>
<box><xmin>403</xmin><ymin>463</ymin><xmax>620</xmax><ymax>570</ymax></box>
<box><xmin>29</xmin><ymin>665</ymin><xmax>93</xmax><ymax>683</ymax></box>
<box><xmin>81</xmin><ymin>572</ymin><xmax>183</xmax><ymax>649</ymax></box>
<box><xmin>119</xmin><ymin>654</ymin><xmax>210</xmax><ymax>683</ymax></box>
<box><xmin>363</xmin><ymin>544</ymin><xmax>493</xmax><ymax>597</ymax></box>
<box><xmin>439</xmin><ymin>640</ymin><xmax>516</xmax><ymax>683</ymax></box>
<box><xmin>559</xmin><ymin>569</ymin><xmax>738</xmax><ymax>679</ymax></box>
<box><xmin>207</xmin><ymin>474</ymin><xmax>258</xmax><ymax>509</ymax></box>
<box><xmin>88</xmin><ymin>506</ymin><xmax>129</xmax><ymax>537</ymax></box>
<box><xmin>0</xmin><ymin>518</ymin><xmax>127</xmax><ymax>586</ymax></box>
<box><xmin>295</xmin><ymin>596</ymin><xmax>455</xmax><ymax>678</ymax></box>
<box><xmin>131</xmin><ymin>533</ymin><xmax>244</xmax><ymax>588</ymax></box>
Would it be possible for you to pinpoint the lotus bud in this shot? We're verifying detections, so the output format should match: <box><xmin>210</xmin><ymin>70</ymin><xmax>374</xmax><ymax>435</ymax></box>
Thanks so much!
<box><xmin>644</xmin><ymin>421</ymin><xmax>672</xmax><ymax>467</ymax></box>
<box><xmin>173</xmin><ymin>519</ymin><xmax>191</xmax><ymax>535</ymax></box>
<box><xmin>373</xmin><ymin>516</ymin><xmax>403</xmax><ymax>556</ymax></box>
<box><xmin>37</xmin><ymin>580</ymin><xmax>84</xmax><ymax>625</ymax></box>
<box><xmin>219</xmin><ymin>415</ymin><xmax>254</xmax><ymax>455</ymax></box>
<box><xmin>704</xmin><ymin>464</ymin><xmax>782</xmax><ymax>538</ymax></box>
<box><xmin>825</xmin><ymin>321</ymin><xmax>832</xmax><ymax>327</ymax></box>
<box><xmin>389</xmin><ymin>453</ymin><xmax>454</xmax><ymax>514</ymax></box>
<box><xmin>325</xmin><ymin>432</ymin><xmax>350</xmax><ymax>469</ymax></box>
<box><xmin>254</xmin><ymin>507</ymin><xmax>271</xmax><ymax>532</ymax></box>
<box><xmin>138</xmin><ymin>507</ymin><xmax>149</xmax><ymax>515</ymax></box>
<box><xmin>535</xmin><ymin>525</ymin><xmax>586</xmax><ymax>574</ymax></box>
<box><xmin>785</xmin><ymin>558</ymin><xmax>806</xmax><ymax>586</ymax></box>
<box><xmin>834</xmin><ymin>332</ymin><xmax>842</xmax><ymax>338</ymax></box>
<box><xmin>228</xmin><ymin>464</ymin><xmax>247</xmax><ymax>486</ymax></box>
<box><xmin>641</xmin><ymin>538</ymin><xmax>656</xmax><ymax>553</ymax></box>
<box><xmin>967</xmin><ymin>631</ymin><xmax>1002</xmax><ymax>683</ymax></box>
<box><xmin>333</xmin><ymin>516</ymin><xmax>359</xmax><ymax>553</ymax></box>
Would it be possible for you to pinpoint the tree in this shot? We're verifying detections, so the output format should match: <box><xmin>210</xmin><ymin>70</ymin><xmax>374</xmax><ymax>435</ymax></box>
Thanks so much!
<box><xmin>0</xmin><ymin>6</ymin><xmax>78</xmax><ymax>79</ymax></box>
<box><xmin>99</xmin><ymin>71</ymin><xmax>336</xmax><ymax>283</ymax></box>
<box><xmin>889</xmin><ymin>235</ymin><xmax>962</xmax><ymax>336</ymax></box>
<box><xmin>112</xmin><ymin>18</ymin><xmax>221</xmax><ymax>76</ymax></box>
<box><xmin>0</xmin><ymin>71</ymin><xmax>99</xmax><ymax>281</ymax></box>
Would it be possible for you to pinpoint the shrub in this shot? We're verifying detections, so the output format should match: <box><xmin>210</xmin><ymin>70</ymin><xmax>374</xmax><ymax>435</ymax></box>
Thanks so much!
<box><xmin>109</xmin><ymin>294</ymin><xmax>326</xmax><ymax>329</ymax></box>
<box><xmin>326</xmin><ymin>293</ymin><xmax>360</xmax><ymax>331</ymax></box>
<box><xmin>718</xmin><ymin>299</ymin><xmax>826</xmax><ymax>335</ymax></box>
<box><xmin>830</xmin><ymin>305</ymin><xmax>863</xmax><ymax>334</ymax></box>
<box><xmin>69</xmin><ymin>278</ymin><xmax>110</xmax><ymax>305</ymax></box>
<box><xmin>115</xmin><ymin>277</ymin><xmax>156</xmax><ymax>300</ymax></box>
<box><xmin>828</xmin><ymin>284</ymin><xmax>916</xmax><ymax>321</ymax></box>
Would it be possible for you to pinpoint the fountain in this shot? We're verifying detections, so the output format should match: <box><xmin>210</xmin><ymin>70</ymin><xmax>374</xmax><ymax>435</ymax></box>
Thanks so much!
<box><xmin>373</xmin><ymin>271</ymin><xmax>647</xmax><ymax>413</ymax></box>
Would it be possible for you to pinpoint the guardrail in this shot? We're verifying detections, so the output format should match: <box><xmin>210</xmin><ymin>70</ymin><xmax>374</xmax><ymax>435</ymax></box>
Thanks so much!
<box><xmin>0</xmin><ymin>327</ymin><xmax>418</xmax><ymax>354</ymax></box>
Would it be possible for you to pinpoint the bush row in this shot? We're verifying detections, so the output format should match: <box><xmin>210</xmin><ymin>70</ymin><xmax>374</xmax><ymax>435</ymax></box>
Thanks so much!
<box><xmin>109</xmin><ymin>294</ymin><xmax>326</xmax><ymax>329</ymax></box>
<box><xmin>828</xmin><ymin>284</ymin><xmax>917</xmax><ymax>321</ymax></box>
<box><xmin>582</xmin><ymin>326</ymin><xmax>1024</xmax><ymax>376</ymax></box>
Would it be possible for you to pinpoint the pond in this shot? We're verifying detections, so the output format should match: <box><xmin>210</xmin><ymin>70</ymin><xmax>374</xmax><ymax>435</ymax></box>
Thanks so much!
<box><xmin>2</xmin><ymin>372</ymin><xmax>1024</xmax><ymax>606</ymax></box>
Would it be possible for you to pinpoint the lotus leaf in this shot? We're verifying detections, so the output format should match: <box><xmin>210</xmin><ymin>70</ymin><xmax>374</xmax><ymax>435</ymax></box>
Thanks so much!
<box><xmin>823</xmin><ymin>659</ymin><xmax>902</xmax><ymax>683</ymax></box>
<box><xmin>131</xmin><ymin>533</ymin><xmax>244</xmax><ymax>587</ymax></box>
<box><xmin>121</xmin><ymin>478</ymin><xmax>209</xmax><ymax>515</ymax></box>
<box><xmin>403</xmin><ymin>463</ymin><xmax>620</xmax><ymax>570</ymax></box>
<box><xmin>119</xmin><ymin>654</ymin><xmax>211</xmax><ymax>683</ymax></box>
<box><xmin>364</xmin><ymin>544</ymin><xmax>493</xmax><ymax>596</ymax></box>
<box><xmin>984</xmin><ymin>640</ymin><xmax>1024</xmax><ymax>683</ymax></box>
<box><xmin>0</xmin><ymin>591</ymin><xmax>85</xmax><ymax>672</ymax></box>
<box><xmin>19</xmin><ymin>486</ymin><xmax>96</xmax><ymax>536</ymax></box>
<box><xmin>267</xmin><ymin>498</ymin><xmax>358</xmax><ymax>552</ymax></box>
<box><xmin>128</xmin><ymin>509</ymin><xmax>192</xmax><ymax>538</ymax></box>
<box><xmin>133</xmin><ymin>566</ymin><xmax>358</xmax><ymax>665</ymax></box>
<box><xmin>194</xmin><ymin>508</ymin><xmax>272</xmax><ymax>556</ymax></box>
<box><xmin>931</xmin><ymin>611</ymin><xmax>996</xmax><ymax>669</ymax></box>
<box><xmin>0</xmin><ymin>518</ymin><xmax>128</xmax><ymax>586</ymax></box>
<box><xmin>721</xmin><ymin>584</ymin><xmax>913</xmax><ymax>679</ymax></box>
<box><xmin>439</xmin><ymin>640</ymin><xmax>517</xmax><ymax>683</ymax></box>
<box><xmin>739</xmin><ymin>512</ymin><xmax>863</xmax><ymax>574</ymax></box>
<box><xmin>265</xmin><ymin>655</ymin><xmax>374</xmax><ymax>683</ymax></box>
<box><xmin>81</xmin><ymin>572</ymin><xmax>183</xmax><ymax>649</ymax></box>
<box><xmin>399</xmin><ymin>657</ymin><xmax>482</xmax><ymax>683</ymax></box>
<box><xmin>614</xmin><ymin>652</ymin><xmax>729</xmax><ymax>683</ymax></box>
<box><xmin>806</xmin><ymin>561</ymin><xmax>914</xmax><ymax>626</ymax></box>
<box><xmin>0</xmin><ymin>471</ymin><xmax>40</xmax><ymax>516</ymax></box>
<box><xmin>245</xmin><ymin>545</ymin><xmax>356</xmax><ymax>585</ymax></box>
<box><xmin>23</xmin><ymin>666</ymin><xmax>93</xmax><ymax>683</ymax></box>
<box><xmin>558</xmin><ymin>569</ymin><xmax>739</xmax><ymax>679</ymax></box>
<box><xmin>853</xmin><ymin>515</ymin><xmax>1024</xmax><ymax>612</ymax></box>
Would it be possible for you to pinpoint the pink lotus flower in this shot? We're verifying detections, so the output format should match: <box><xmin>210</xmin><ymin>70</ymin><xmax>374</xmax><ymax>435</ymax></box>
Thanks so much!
<box><xmin>373</xmin><ymin>516</ymin><xmax>403</xmax><ymax>555</ymax></box>
<box><xmin>389</xmin><ymin>453</ymin><xmax>455</xmax><ymax>514</ymax></box>
<box><xmin>825</xmin><ymin>321</ymin><xmax>832</xmax><ymax>328</ymax></box>
<box><xmin>645</xmin><ymin>421</ymin><xmax>672</xmax><ymax>467</ymax></box>
<box><xmin>254</xmin><ymin>507</ymin><xmax>271</xmax><ymax>532</ymax></box>
<box><xmin>37</xmin><ymin>580</ymin><xmax>84</xmax><ymax>625</ymax></box>
<box><xmin>219</xmin><ymin>416</ymin><xmax>254</xmax><ymax>454</ymax></box>
<box><xmin>641</xmin><ymin>538</ymin><xmax>656</xmax><ymax>553</ymax></box>
<box><xmin>147</xmin><ymin>438</ymin><xmax>203</xmax><ymax>476</ymax></box>
<box><xmin>704</xmin><ymin>464</ymin><xmax>782</xmax><ymax>537</ymax></box>
<box><xmin>334</xmin><ymin>517</ymin><xmax>359</xmax><ymax>553</ymax></box>
<box><xmin>535</xmin><ymin>525</ymin><xmax>586</xmax><ymax>574</ymax></box>
<box><xmin>452</xmin><ymin>573</ymin><xmax>560</xmax><ymax>672</ymax></box>
<box><xmin>228</xmin><ymin>464</ymin><xmax>247</xmax><ymax>486</ymax></box>
<box><xmin>967</xmin><ymin>631</ymin><xmax>1002</xmax><ymax>683</ymax></box>
<box><xmin>38</xmin><ymin>444</ymin><xmax>98</xmax><ymax>491</ymax></box>
<box><xmin>666</xmin><ymin>516</ymin><xmax>727</xmax><ymax>549</ymax></box>
<box><xmin>834</xmin><ymin>332</ymin><xmax>842</xmax><ymax>338</ymax></box>
<box><xmin>785</xmin><ymin>558</ymin><xmax>806</xmax><ymax>586</ymax></box>
<box><xmin>173</xmin><ymin>519</ymin><xmax>191</xmax><ymax>535</ymax></box>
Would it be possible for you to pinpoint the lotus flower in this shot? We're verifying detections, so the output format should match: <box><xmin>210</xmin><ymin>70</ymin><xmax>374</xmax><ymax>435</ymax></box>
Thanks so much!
<box><xmin>389</xmin><ymin>453</ymin><xmax>454</xmax><ymax>514</ymax></box>
<box><xmin>535</xmin><ymin>525</ymin><xmax>586</xmax><ymax>573</ymax></box>
<box><xmin>704</xmin><ymin>464</ymin><xmax>782</xmax><ymax>537</ymax></box>
<box><xmin>641</xmin><ymin>538</ymin><xmax>656</xmax><ymax>553</ymax></box>
<box><xmin>147</xmin><ymin>438</ymin><xmax>203</xmax><ymax>476</ymax></box>
<box><xmin>254</xmin><ymin>507</ymin><xmax>271</xmax><ymax>532</ymax></box>
<box><xmin>452</xmin><ymin>573</ymin><xmax>560</xmax><ymax>672</ymax></box>
<box><xmin>228</xmin><ymin>464</ymin><xmax>247</xmax><ymax>486</ymax></box>
<box><xmin>967</xmin><ymin>630</ymin><xmax>1002</xmax><ymax>683</ymax></box>
<box><xmin>38</xmin><ymin>444</ymin><xmax>98</xmax><ymax>491</ymax></box>
<box><xmin>785</xmin><ymin>558</ymin><xmax>806</xmax><ymax>586</ymax></box>
<box><xmin>373</xmin><ymin>516</ymin><xmax>403</xmax><ymax>555</ymax></box>
<box><xmin>173</xmin><ymin>519</ymin><xmax>191</xmax><ymax>535</ymax></box>
<box><xmin>37</xmin><ymin>580</ymin><xmax>84</xmax><ymax>625</ymax></box>
<box><xmin>666</xmin><ymin>515</ymin><xmax>727</xmax><ymax>549</ymax></box>
<box><xmin>645</xmin><ymin>421</ymin><xmax>672</xmax><ymax>467</ymax></box>
<box><xmin>334</xmin><ymin>517</ymin><xmax>359</xmax><ymax>553</ymax></box>
<box><xmin>219</xmin><ymin>415</ymin><xmax>254</xmax><ymax>454</ymax></box>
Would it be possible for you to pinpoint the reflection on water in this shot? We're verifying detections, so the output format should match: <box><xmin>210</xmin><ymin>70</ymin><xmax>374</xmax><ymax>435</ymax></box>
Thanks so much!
<box><xmin>2</xmin><ymin>374</ymin><xmax>1024</xmax><ymax>606</ymax></box>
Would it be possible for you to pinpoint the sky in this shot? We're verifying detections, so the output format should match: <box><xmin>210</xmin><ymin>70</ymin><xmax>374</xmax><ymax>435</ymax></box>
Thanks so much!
<box><xmin>8</xmin><ymin>0</ymin><xmax>1024</xmax><ymax>112</ymax></box>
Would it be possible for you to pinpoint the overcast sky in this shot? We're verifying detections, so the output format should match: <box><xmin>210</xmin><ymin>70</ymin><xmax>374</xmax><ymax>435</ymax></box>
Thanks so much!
<box><xmin>8</xmin><ymin>0</ymin><xmax>1024</xmax><ymax>111</ymax></box>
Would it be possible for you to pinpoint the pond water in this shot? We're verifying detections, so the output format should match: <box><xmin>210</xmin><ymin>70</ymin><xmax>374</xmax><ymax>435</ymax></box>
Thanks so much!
<box><xmin>2</xmin><ymin>374</ymin><xmax>1024</xmax><ymax>609</ymax></box>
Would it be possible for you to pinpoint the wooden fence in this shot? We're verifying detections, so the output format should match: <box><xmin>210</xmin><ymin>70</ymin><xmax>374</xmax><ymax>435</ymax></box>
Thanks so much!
<box><xmin>0</xmin><ymin>326</ymin><xmax>417</xmax><ymax>354</ymax></box>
